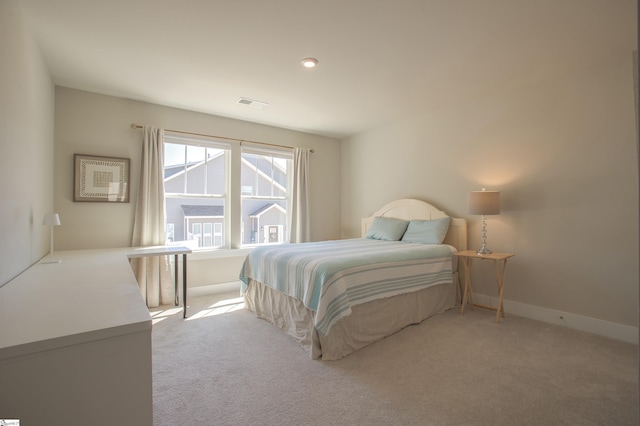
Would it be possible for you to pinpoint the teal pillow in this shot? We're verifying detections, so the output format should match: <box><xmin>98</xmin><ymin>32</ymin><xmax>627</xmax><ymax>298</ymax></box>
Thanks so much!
<box><xmin>365</xmin><ymin>217</ymin><xmax>410</xmax><ymax>241</ymax></box>
<box><xmin>401</xmin><ymin>217</ymin><xmax>451</xmax><ymax>244</ymax></box>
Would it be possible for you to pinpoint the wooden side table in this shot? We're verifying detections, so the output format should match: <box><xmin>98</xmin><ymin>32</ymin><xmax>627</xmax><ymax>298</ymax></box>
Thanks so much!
<box><xmin>455</xmin><ymin>250</ymin><xmax>515</xmax><ymax>323</ymax></box>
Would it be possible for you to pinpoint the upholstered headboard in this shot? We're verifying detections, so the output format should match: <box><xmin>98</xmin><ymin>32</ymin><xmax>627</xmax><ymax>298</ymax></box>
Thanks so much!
<box><xmin>361</xmin><ymin>198</ymin><xmax>467</xmax><ymax>251</ymax></box>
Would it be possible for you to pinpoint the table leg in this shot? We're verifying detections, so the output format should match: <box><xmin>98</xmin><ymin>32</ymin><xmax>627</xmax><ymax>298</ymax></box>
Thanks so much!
<box><xmin>182</xmin><ymin>253</ymin><xmax>188</xmax><ymax>319</ymax></box>
<box><xmin>494</xmin><ymin>258</ymin><xmax>509</xmax><ymax>323</ymax></box>
<box><xmin>460</xmin><ymin>257</ymin><xmax>474</xmax><ymax>314</ymax></box>
<box><xmin>467</xmin><ymin>259</ymin><xmax>475</xmax><ymax>308</ymax></box>
<box><xmin>174</xmin><ymin>254</ymin><xmax>179</xmax><ymax>306</ymax></box>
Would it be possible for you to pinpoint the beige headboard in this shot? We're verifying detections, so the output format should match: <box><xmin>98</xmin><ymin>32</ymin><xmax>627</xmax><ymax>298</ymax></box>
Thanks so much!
<box><xmin>361</xmin><ymin>198</ymin><xmax>467</xmax><ymax>251</ymax></box>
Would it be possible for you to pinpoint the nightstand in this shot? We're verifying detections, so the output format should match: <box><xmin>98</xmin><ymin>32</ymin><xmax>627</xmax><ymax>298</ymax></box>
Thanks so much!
<box><xmin>455</xmin><ymin>250</ymin><xmax>515</xmax><ymax>323</ymax></box>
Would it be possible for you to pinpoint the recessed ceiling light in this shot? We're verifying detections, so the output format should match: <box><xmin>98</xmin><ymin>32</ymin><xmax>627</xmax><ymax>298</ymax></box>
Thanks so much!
<box><xmin>301</xmin><ymin>58</ymin><xmax>318</xmax><ymax>68</ymax></box>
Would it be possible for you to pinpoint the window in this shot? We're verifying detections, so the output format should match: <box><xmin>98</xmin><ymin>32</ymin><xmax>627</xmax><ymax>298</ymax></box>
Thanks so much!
<box><xmin>166</xmin><ymin>223</ymin><xmax>174</xmax><ymax>243</ymax></box>
<box><xmin>164</xmin><ymin>136</ymin><xmax>292</xmax><ymax>250</ymax></box>
<box><xmin>214</xmin><ymin>222</ymin><xmax>223</xmax><ymax>247</ymax></box>
<box><xmin>241</xmin><ymin>146</ymin><xmax>292</xmax><ymax>246</ymax></box>
<box><xmin>264</xmin><ymin>225</ymin><xmax>283</xmax><ymax>243</ymax></box>
<box><xmin>164</xmin><ymin>135</ymin><xmax>229</xmax><ymax>249</ymax></box>
<box><xmin>203</xmin><ymin>223</ymin><xmax>213</xmax><ymax>247</ymax></box>
<box><xmin>191</xmin><ymin>223</ymin><xmax>202</xmax><ymax>246</ymax></box>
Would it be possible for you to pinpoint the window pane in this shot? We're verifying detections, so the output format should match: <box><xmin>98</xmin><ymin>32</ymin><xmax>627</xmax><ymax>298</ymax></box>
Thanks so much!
<box><xmin>214</xmin><ymin>223</ymin><xmax>222</xmax><ymax>247</ymax></box>
<box><xmin>164</xmin><ymin>142</ymin><xmax>225</xmax><ymax>196</ymax></box>
<box><xmin>241</xmin><ymin>199</ymin><xmax>288</xmax><ymax>245</ymax></box>
<box><xmin>166</xmin><ymin>198</ymin><xmax>225</xmax><ymax>248</ymax></box>
<box><xmin>191</xmin><ymin>223</ymin><xmax>202</xmax><ymax>247</ymax></box>
<box><xmin>241</xmin><ymin>152</ymin><xmax>288</xmax><ymax>198</ymax></box>
<box><xmin>166</xmin><ymin>223</ymin><xmax>175</xmax><ymax>243</ymax></box>
<box><xmin>164</xmin><ymin>143</ymin><xmax>186</xmax><ymax>167</ymax></box>
<box><xmin>164</xmin><ymin>137</ymin><xmax>291</xmax><ymax>249</ymax></box>
<box><xmin>202</xmin><ymin>223</ymin><xmax>211</xmax><ymax>247</ymax></box>
<box><xmin>185</xmin><ymin>145</ymin><xmax>206</xmax><ymax>194</ymax></box>
<box><xmin>240</xmin><ymin>149</ymin><xmax>291</xmax><ymax>246</ymax></box>
<box><xmin>164</xmin><ymin>136</ymin><xmax>229</xmax><ymax>249</ymax></box>
<box><xmin>204</xmin><ymin>147</ymin><xmax>226</xmax><ymax>196</ymax></box>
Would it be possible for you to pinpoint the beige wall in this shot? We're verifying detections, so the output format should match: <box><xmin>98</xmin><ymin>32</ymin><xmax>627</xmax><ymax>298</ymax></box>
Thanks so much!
<box><xmin>0</xmin><ymin>0</ymin><xmax>55</xmax><ymax>286</ymax></box>
<box><xmin>4</xmin><ymin>0</ymin><xmax>636</xmax><ymax>335</ymax></box>
<box><xmin>342</xmin><ymin>52</ymin><xmax>638</xmax><ymax>328</ymax></box>
<box><xmin>53</xmin><ymin>87</ymin><xmax>342</xmax><ymax>250</ymax></box>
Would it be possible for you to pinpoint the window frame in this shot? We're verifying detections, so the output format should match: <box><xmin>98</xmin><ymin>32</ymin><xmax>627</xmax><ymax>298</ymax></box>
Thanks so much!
<box><xmin>164</xmin><ymin>134</ymin><xmax>230</xmax><ymax>249</ymax></box>
<box><xmin>240</xmin><ymin>145</ymin><xmax>293</xmax><ymax>247</ymax></box>
<box><xmin>163</xmin><ymin>135</ymin><xmax>293</xmax><ymax>251</ymax></box>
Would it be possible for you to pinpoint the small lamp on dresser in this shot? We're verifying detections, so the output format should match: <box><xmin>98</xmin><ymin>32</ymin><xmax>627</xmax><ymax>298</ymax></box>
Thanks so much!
<box><xmin>467</xmin><ymin>189</ymin><xmax>500</xmax><ymax>254</ymax></box>
<box><xmin>42</xmin><ymin>213</ymin><xmax>61</xmax><ymax>264</ymax></box>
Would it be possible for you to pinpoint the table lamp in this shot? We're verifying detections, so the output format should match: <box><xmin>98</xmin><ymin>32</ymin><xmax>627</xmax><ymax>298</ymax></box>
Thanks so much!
<box><xmin>467</xmin><ymin>189</ymin><xmax>500</xmax><ymax>254</ymax></box>
<box><xmin>42</xmin><ymin>213</ymin><xmax>61</xmax><ymax>264</ymax></box>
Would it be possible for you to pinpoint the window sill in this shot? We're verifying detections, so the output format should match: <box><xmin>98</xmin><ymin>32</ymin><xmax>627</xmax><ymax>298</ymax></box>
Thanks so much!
<box><xmin>187</xmin><ymin>247</ymin><xmax>253</xmax><ymax>261</ymax></box>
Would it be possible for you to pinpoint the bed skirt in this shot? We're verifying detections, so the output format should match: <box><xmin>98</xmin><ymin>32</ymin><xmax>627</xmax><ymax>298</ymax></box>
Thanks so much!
<box><xmin>243</xmin><ymin>274</ymin><xmax>459</xmax><ymax>361</ymax></box>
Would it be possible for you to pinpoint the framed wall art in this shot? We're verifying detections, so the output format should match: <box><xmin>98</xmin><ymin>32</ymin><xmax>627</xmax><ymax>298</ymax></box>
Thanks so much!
<box><xmin>74</xmin><ymin>154</ymin><xmax>130</xmax><ymax>202</ymax></box>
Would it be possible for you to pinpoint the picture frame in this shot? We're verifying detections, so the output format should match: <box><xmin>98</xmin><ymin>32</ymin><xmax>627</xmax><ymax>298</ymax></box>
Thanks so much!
<box><xmin>74</xmin><ymin>154</ymin><xmax>130</xmax><ymax>203</ymax></box>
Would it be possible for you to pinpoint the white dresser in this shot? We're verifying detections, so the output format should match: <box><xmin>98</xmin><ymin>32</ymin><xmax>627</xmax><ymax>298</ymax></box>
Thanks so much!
<box><xmin>0</xmin><ymin>249</ymin><xmax>153</xmax><ymax>425</ymax></box>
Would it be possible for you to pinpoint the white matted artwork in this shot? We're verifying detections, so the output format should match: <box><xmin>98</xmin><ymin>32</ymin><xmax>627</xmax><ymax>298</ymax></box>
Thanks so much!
<box><xmin>74</xmin><ymin>154</ymin><xmax>130</xmax><ymax>202</ymax></box>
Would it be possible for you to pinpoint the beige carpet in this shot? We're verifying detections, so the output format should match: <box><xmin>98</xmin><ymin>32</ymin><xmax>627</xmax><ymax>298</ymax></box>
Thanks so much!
<box><xmin>152</xmin><ymin>292</ymin><xmax>638</xmax><ymax>426</ymax></box>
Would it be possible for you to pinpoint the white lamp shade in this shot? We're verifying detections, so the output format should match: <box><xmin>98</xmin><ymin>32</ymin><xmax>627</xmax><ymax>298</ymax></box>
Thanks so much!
<box><xmin>468</xmin><ymin>191</ymin><xmax>500</xmax><ymax>215</ymax></box>
<box><xmin>43</xmin><ymin>213</ymin><xmax>61</xmax><ymax>226</ymax></box>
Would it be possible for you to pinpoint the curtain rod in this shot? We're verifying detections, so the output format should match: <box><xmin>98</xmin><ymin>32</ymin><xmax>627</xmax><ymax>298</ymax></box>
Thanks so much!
<box><xmin>130</xmin><ymin>123</ymin><xmax>314</xmax><ymax>153</ymax></box>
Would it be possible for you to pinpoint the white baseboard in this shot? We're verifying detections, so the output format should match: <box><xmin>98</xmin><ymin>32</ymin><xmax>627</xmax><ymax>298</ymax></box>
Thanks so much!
<box><xmin>188</xmin><ymin>281</ymin><xmax>242</xmax><ymax>298</ymax></box>
<box><xmin>472</xmin><ymin>294</ymin><xmax>638</xmax><ymax>345</ymax></box>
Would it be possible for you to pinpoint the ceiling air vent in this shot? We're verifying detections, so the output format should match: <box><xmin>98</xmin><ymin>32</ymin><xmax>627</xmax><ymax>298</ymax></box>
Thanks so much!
<box><xmin>237</xmin><ymin>97</ymin><xmax>269</xmax><ymax>109</ymax></box>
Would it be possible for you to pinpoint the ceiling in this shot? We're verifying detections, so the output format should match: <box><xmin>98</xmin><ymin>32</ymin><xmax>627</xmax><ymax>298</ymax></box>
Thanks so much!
<box><xmin>19</xmin><ymin>0</ymin><xmax>637</xmax><ymax>139</ymax></box>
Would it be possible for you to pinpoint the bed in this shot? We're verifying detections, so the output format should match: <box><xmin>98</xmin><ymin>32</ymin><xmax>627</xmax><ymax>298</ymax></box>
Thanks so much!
<box><xmin>240</xmin><ymin>199</ymin><xmax>467</xmax><ymax>360</ymax></box>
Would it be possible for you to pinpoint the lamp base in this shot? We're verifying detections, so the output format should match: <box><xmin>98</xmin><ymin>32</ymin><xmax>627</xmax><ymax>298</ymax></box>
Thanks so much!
<box><xmin>41</xmin><ymin>259</ymin><xmax>61</xmax><ymax>264</ymax></box>
<box><xmin>476</xmin><ymin>247</ymin><xmax>492</xmax><ymax>255</ymax></box>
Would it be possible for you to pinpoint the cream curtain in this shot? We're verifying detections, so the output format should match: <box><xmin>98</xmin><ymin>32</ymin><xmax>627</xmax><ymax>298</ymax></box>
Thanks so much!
<box><xmin>131</xmin><ymin>126</ymin><xmax>172</xmax><ymax>307</ymax></box>
<box><xmin>289</xmin><ymin>147</ymin><xmax>311</xmax><ymax>243</ymax></box>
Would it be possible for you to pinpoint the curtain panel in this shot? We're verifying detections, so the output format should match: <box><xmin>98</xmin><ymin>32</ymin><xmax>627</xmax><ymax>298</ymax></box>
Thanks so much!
<box><xmin>290</xmin><ymin>147</ymin><xmax>311</xmax><ymax>243</ymax></box>
<box><xmin>131</xmin><ymin>126</ymin><xmax>173</xmax><ymax>307</ymax></box>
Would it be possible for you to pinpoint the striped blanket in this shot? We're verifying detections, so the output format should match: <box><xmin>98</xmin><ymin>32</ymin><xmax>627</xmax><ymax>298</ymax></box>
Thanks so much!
<box><xmin>239</xmin><ymin>238</ymin><xmax>454</xmax><ymax>335</ymax></box>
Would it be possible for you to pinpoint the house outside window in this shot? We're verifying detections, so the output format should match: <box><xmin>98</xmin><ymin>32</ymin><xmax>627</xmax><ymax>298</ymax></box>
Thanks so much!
<box><xmin>164</xmin><ymin>136</ymin><xmax>228</xmax><ymax>249</ymax></box>
<box><xmin>164</xmin><ymin>135</ymin><xmax>292</xmax><ymax>250</ymax></box>
<box><xmin>241</xmin><ymin>146</ymin><xmax>291</xmax><ymax>245</ymax></box>
<box><xmin>265</xmin><ymin>225</ymin><xmax>284</xmax><ymax>243</ymax></box>
<box><xmin>191</xmin><ymin>223</ymin><xmax>202</xmax><ymax>246</ymax></box>
<box><xmin>181</xmin><ymin>206</ymin><xmax>224</xmax><ymax>248</ymax></box>
<box><xmin>214</xmin><ymin>222</ymin><xmax>223</xmax><ymax>247</ymax></box>
<box><xmin>166</xmin><ymin>223</ymin><xmax>174</xmax><ymax>243</ymax></box>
